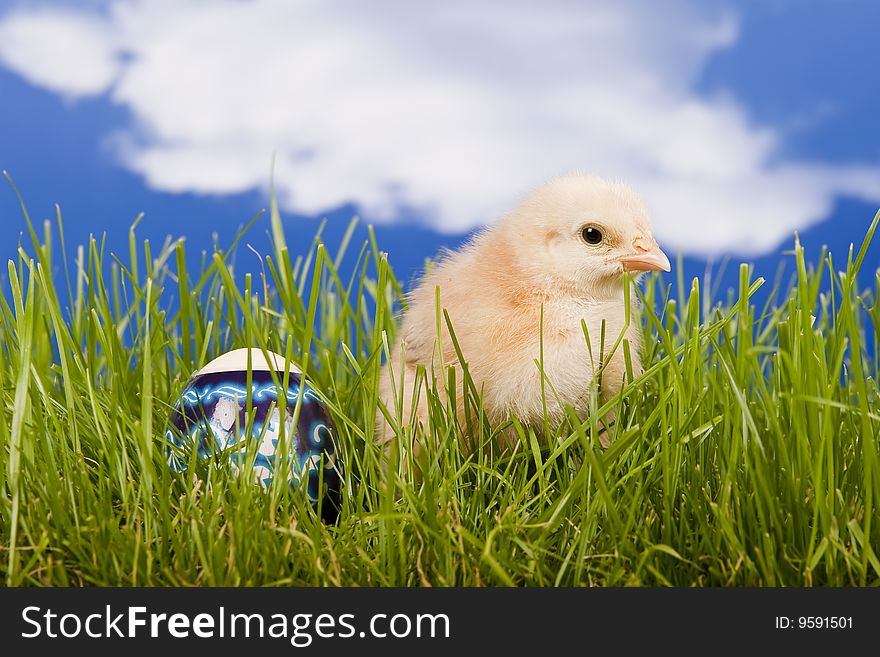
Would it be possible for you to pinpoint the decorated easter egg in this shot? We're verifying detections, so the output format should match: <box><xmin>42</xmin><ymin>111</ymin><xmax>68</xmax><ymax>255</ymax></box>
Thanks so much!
<box><xmin>165</xmin><ymin>348</ymin><xmax>342</xmax><ymax>522</ymax></box>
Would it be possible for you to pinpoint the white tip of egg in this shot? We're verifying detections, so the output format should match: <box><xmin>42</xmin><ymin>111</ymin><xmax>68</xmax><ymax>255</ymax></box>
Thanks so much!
<box><xmin>196</xmin><ymin>348</ymin><xmax>301</xmax><ymax>375</ymax></box>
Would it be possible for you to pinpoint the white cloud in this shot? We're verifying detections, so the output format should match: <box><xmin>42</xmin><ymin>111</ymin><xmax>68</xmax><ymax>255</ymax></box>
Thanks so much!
<box><xmin>0</xmin><ymin>8</ymin><xmax>121</xmax><ymax>96</ymax></box>
<box><xmin>0</xmin><ymin>0</ymin><xmax>878</xmax><ymax>255</ymax></box>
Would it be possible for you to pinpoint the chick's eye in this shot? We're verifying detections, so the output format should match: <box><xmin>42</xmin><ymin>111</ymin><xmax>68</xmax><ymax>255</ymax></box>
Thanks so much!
<box><xmin>581</xmin><ymin>226</ymin><xmax>603</xmax><ymax>245</ymax></box>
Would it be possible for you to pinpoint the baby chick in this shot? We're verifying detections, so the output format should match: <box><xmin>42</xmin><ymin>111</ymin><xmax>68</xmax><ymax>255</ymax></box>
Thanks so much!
<box><xmin>376</xmin><ymin>173</ymin><xmax>669</xmax><ymax>455</ymax></box>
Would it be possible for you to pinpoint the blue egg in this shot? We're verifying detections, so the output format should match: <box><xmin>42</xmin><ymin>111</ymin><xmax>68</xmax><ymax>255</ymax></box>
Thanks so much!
<box><xmin>165</xmin><ymin>349</ymin><xmax>342</xmax><ymax>522</ymax></box>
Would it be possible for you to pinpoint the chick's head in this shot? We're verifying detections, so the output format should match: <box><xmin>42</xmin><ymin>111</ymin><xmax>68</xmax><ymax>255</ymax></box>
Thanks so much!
<box><xmin>503</xmin><ymin>173</ymin><xmax>670</xmax><ymax>299</ymax></box>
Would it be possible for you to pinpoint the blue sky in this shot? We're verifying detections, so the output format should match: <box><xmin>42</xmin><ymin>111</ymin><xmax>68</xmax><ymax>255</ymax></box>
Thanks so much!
<box><xmin>1</xmin><ymin>0</ymin><xmax>878</xmax><ymax>297</ymax></box>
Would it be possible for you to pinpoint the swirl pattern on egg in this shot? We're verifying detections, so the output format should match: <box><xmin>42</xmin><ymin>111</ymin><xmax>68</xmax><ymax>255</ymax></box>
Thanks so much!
<box><xmin>165</xmin><ymin>349</ymin><xmax>342</xmax><ymax>522</ymax></box>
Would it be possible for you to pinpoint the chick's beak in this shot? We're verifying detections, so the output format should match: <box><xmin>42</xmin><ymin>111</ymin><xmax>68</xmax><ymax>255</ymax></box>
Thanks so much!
<box><xmin>618</xmin><ymin>243</ymin><xmax>671</xmax><ymax>272</ymax></box>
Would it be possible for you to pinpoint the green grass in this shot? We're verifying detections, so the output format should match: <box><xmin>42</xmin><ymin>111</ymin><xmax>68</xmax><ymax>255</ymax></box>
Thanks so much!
<box><xmin>2</xmin><ymin>176</ymin><xmax>880</xmax><ymax>586</ymax></box>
